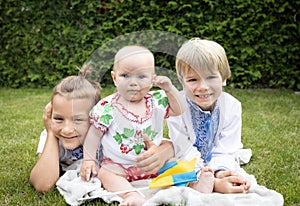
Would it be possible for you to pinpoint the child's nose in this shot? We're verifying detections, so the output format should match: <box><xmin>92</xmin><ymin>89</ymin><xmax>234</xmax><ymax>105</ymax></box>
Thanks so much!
<box><xmin>198</xmin><ymin>79</ymin><xmax>209</xmax><ymax>90</ymax></box>
<box><xmin>62</xmin><ymin>122</ymin><xmax>75</xmax><ymax>134</ymax></box>
<box><xmin>129</xmin><ymin>78</ymin><xmax>138</xmax><ymax>86</ymax></box>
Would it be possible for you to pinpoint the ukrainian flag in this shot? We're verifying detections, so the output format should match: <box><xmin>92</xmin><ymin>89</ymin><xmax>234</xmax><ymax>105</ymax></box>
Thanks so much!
<box><xmin>149</xmin><ymin>158</ymin><xmax>197</xmax><ymax>188</ymax></box>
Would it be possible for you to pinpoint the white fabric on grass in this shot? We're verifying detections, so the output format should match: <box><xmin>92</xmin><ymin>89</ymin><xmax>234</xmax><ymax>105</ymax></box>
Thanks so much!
<box><xmin>56</xmin><ymin>169</ymin><xmax>283</xmax><ymax>206</ymax></box>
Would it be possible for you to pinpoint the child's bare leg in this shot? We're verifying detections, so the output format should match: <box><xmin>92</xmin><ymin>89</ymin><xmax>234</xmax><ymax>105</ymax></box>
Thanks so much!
<box><xmin>98</xmin><ymin>166</ymin><xmax>146</xmax><ymax>206</ymax></box>
<box><xmin>189</xmin><ymin>167</ymin><xmax>214</xmax><ymax>193</ymax></box>
<box><xmin>119</xmin><ymin>191</ymin><xmax>145</xmax><ymax>206</ymax></box>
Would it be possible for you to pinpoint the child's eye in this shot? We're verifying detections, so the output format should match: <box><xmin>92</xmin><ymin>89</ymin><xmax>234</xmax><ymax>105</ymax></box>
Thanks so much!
<box><xmin>207</xmin><ymin>75</ymin><xmax>218</xmax><ymax>80</ymax></box>
<box><xmin>138</xmin><ymin>75</ymin><xmax>145</xmax><ymax>79</ymax></box>
<box><xmin>74</xmin><ymin>119</ymin><xmax>84</xmax><ymax>124</ymax></box>
<box><xmin>53</xmin><ymin>117</ymin><xmax>63</xmax><ymax>122</ymax></box>
<box><xmin>186</xmin><ymin>78</ymin><xmax>197</xmax><ymax>82</ymax></box>
<box><xmin>121</xmin><ymin>74</ymin><xmax>129</xmax><ymax>78</ymax></box>
<box><xmin>74</xmin><ymin>117</ymin><xmax>88</xmax><ymax>124</ymax></box>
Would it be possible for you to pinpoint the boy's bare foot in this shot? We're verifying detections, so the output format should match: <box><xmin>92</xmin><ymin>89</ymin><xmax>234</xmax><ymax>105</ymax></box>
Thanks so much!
<box><xmin>189</xmin><ymin>168</ymin><xmax>214</xmax><ymax>193</ymax></box>
<box><xmin>119</xmin><ymin>191</ymin><xmax>146</xmax><ymax>206</ymax></box>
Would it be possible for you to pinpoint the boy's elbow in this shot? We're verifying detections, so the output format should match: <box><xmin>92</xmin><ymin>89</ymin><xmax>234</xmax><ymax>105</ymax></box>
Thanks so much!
<box><xmin>174</xmin><ymin>104</ymin><xmax>187</xmax><ymax>116</ymax></box>
<box><xmin>30</xmin><ymin>180</ymin><xmax>53</xmax><ymax>193</ymax></box>
<box><xmin>181</xmin><ymin>103</ymin><xmax>187</xmax><ymax>113</ymax></box>
<box><xmin>29</xmin><ymin>175</ymin><xmax>54</xmax><ymax>193</ymax></box>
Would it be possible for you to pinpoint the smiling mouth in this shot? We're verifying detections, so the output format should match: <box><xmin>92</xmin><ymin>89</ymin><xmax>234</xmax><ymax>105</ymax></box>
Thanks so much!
<box><xmin>195</xmin><ymin>94</ymin><xmax>211</xmax><ymax>99</ymax></box>
<box><xmin>63</xmin><ymin>136</ymin><xmax>77</xmax><ymax>139</ymax></box>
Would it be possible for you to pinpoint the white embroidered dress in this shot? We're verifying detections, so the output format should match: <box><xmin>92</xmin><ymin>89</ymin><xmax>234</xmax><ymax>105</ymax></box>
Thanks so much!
<box><xmin>90</xmin><ymin>90</ymin><xmax>170</xmax><ymax>168</ymax></box>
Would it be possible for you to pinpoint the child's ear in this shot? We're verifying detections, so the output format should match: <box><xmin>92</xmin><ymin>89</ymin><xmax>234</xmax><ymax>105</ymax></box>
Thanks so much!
<box><xmin>222</xmin><ymin>79</ymin><xmax>227</xmax><ymax>86</ymax></box>
<box><xmin>111</xmin><ymin>71</ymin><xmax>117</xmax><ymax>86</ymax></box>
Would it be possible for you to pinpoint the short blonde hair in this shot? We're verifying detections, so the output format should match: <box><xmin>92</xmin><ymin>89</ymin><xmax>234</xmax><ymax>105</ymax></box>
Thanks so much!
<box><xmin>176</xmin><ymin>38</ymin><xmax>231</xmax><ymax>83</ymax></box>
<box><xmin>113</xmin><ymin>45</ymin><xmax>154</xmax><ymax>71</ymax></box>
<box><xmin>52</xmin><ymin>63</ymin><xmax>102</xmax><ymax>106</ymax></box>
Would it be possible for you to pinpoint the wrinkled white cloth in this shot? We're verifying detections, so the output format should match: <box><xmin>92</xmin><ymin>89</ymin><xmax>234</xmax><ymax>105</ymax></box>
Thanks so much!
<box><xmin>56</xmin><ymin>150</ymin><xmax>283</xmax><ymax>206</ymax></box>
<box><xmin>56</xmin><ymin>170</ymin><xmax>122</xmax><ymax>206</ymax></box>
<box><xmin>234</xmin><ymin>148</ymin><xmax>252</xmax><ymax>165</ymax></box>
<box><xmin>145</xmin><ymin>184</ymin><xmax>284</xmax><ymax>206</ymax></box>
<box><xmin>56</xmin><ymin>170</ymin><xmax>283</xmax><ymax>206</ymax></box>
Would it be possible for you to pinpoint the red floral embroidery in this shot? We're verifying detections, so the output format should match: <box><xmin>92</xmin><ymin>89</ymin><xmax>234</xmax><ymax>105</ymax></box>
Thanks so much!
<box><xmin>120</xmin><ymin>143</ymin><xmax>132</xmax><ymax>154</ymax></box>
<box><xmin>101</xmin><ymin>100</ymin><xmax>108</xmax><ymax>106</ymax></box>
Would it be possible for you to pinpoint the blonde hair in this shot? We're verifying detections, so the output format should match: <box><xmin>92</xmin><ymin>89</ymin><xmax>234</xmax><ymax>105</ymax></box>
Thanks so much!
<box><xmin>113</xmin><ymin>45</ymin><xmax>154</xmax><ymax>71</ymax></box>
<box><xmin>176</xmin><ymin>38</ymin><xmax>231</xmax><ymax>83</ymax></box>
<box><xmin>52</xmin><ymin>63</ymin><xmax>102</xmax><ymax>106</ymax></box>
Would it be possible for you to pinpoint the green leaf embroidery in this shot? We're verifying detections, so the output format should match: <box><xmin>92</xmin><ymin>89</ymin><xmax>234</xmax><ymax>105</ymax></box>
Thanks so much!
<box><xmin>103</xmin><ymin>104</ymin><xmax>114</xmax><ymax>113</ymax></box>
<box><xmin>153</xmin><ymin>91</ymin><xmax>162</xmax><ymax>99</ymax></box>
<box><xmin>133</xmin><ymin>144</ymin><xmax>144</xmax><ymax>154</ymax></box>
<box><xmin>158</xmin><ymin>96</ymin><xmax>168</xmax><ymax>108</ymax></box>
<box><xmin>143</xmin><ymin>126</ymin><xmax>158</xmax><ymax>141</ymax></box>
<box><xmin>150</xmin><ymin>131</ymin><xmax>158</xmax><ymax>141</ymax></box>
<box><xmin>100</xmin><ymin>114</ymin><xmax>113</xmax><ymax>125</ymax></box>
<box><xmin>123</xmin><ymin>128</ymin><xmax>134</xmax><ymax>138</ymax></box>
<box><xmin>143</xmin><ymin>125</ymin><xmax>152</xmax><ymax>136</ymax></box>
<box><xmin>113</xmin><ymin>132</ymin><xmax>123</xmax><ymax>144</ymax></box>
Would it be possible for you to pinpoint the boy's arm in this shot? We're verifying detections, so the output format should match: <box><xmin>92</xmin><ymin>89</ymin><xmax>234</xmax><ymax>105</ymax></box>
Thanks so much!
<box><xmin>154</xmin><ymin>76</ymin><xmax>186</xmax><ymax>116</ymax></box>
<box><xmin>136</xmin><ymin>137</ymin><xmax>174</xmax><ymax>174</ymax></box>
<box><xmin>209</xmin><ymin>95</ymin><xmax>243</xmax><ymax>172</ymax></box>
<box><xmin>167</xmin><ymin>113</ymin><xmax>204</xmax><ymax>171</ymax></box>
<box><xmin>29</xmin><ymin>130</ymin><xmax>60</xmax><ymax>193</ymax></box>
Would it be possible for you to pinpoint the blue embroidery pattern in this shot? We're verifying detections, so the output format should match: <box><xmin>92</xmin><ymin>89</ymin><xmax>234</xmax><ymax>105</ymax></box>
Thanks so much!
<box><xmin>69</xmin><ymin>146</ymin><xmax>83</xmax><ymax>160</ymax></box>
<box><xmin>188</xmin><ymin>99</ymin><xmax>219</xmax><ymax>164</ymax></box>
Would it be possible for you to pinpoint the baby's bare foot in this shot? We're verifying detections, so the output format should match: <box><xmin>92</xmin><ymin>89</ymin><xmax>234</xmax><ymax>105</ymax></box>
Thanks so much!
<box><xmin>189</xmin><ymin>170</ymin><xmax>214</xmax><ymax>193</ymax></box>
<box><xmin>119</xmin><ymin>191</ymin><xmax>146</xmax><ymax>206</ymax></box>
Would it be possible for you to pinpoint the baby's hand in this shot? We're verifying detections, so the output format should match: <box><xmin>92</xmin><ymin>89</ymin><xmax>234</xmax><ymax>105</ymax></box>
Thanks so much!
<box><xmin>80</xmin><ymin>160</ymin><xmax>97</xmax><ymax>181</ymax></box>
<box><xmin>153</xmin><ymin>75</ymin><xmax>173</xmax><ymax>92</ymax></box>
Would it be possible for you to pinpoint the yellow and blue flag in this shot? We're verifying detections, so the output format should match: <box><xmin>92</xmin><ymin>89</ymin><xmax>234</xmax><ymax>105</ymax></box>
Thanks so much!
<box><xmin>78</xmin><ymin>158</ymin><xmax>198</xmax><ymax>202</ymax></box>
<box><xmin>149</xmin><ymin>158</ymin><xmax>197</xmax><ymax>188</ymax></box>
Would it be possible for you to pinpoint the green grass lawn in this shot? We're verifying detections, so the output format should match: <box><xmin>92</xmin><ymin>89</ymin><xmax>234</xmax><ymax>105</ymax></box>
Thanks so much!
<box><xmin>0</xmin><ymin>88</ymin><xmax>299</xmax><ymax>205</ymax></box>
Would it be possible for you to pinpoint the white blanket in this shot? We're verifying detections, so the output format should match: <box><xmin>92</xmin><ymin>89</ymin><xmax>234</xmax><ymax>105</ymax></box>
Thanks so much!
<box><xmin>56</xmin><ymin>170</ymin><xmax>123</xmax><ymax>205</ymax></box>
<box><xmin>145</xmin><ymin>184</ymin><xmax>284</xmax><ymax>206</ymax></box>
<box><xmin>56</xmin><ymin>170</ymin><xmax>283</xmax><ymax>206</ymax></box>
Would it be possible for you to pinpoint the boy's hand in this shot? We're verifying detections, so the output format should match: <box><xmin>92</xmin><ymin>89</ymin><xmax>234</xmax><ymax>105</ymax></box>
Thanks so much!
<box><xmin>136</xmin><ymin>136</ymin><xmax>167</xmax><ymax>174</ymax></box>
<box><xmin>80</xmin><ymin>160</ymin><xmax>97</xmax><ymax>181</ymax></box>
<box><xmin>153</xmin><ymin>75</ymin><xmax>173</xmax><ymax>92</ymax></box>
<box><xmin>43</xmin><ymin>102</ymin><xmax>52</xmax><ymax>132</ymax></box>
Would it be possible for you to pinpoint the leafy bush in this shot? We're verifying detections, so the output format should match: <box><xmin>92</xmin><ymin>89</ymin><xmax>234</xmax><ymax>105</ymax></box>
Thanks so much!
<box><xmin>1</xmin><ymin>0</ymin><xmax>299</xmax><ymax>89</ymax></box>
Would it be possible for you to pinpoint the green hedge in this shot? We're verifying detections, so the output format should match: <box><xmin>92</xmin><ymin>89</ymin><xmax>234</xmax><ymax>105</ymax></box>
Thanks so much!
<box><xmin>1</xmin><ymin>0</ymin><xmax>299</xmax><ymax>89</ymax></box>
